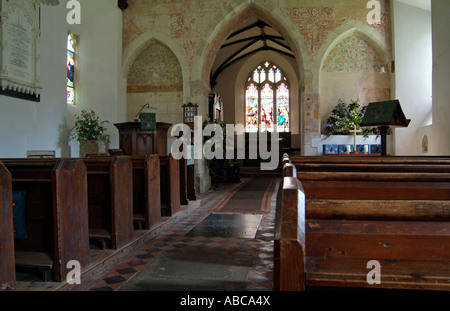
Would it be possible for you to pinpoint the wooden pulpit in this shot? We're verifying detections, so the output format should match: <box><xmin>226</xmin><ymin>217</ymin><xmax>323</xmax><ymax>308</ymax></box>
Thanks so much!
<box><xmin>114</xmin><ymin>122</ymin><xmax>171</xmax><ymax>156</ymax></box>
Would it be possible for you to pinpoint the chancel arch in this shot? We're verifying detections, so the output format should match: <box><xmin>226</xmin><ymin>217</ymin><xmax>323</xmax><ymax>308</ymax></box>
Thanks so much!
<box><xmin>317</xmin><ymin>26</ymin><xmax>393</xmax><ymax>135</ymax></box>
<box><xmin>195</xmin><ymin>2</ymin><xmax>307</xmax><ymax>156</ymax></box>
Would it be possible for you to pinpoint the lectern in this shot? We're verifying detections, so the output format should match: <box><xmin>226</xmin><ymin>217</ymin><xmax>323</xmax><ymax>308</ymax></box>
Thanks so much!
<box><xmin>114</xmin><ymin>122</ymin><xmax>171</xmax><ymax>156</ymax></box>
<box><xmin>360</xmin><ymin>100</ymin><xmax>410</xmax><ymax>156</ymax></box>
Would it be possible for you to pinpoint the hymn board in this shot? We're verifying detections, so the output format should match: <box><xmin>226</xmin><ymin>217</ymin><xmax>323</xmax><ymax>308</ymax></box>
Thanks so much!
<box><xmin>182</xmin><ymin>103</ymin><xmax>197</xmax><ymax>166</ymax></box>
<box><xmin>182</xmin><ymin>102</ymin><xmax>198</xmax><ymax>130</ymax></box>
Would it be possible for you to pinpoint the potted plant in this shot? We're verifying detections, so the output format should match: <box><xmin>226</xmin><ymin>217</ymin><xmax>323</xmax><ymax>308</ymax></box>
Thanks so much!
<box><xmin>324</xmin><ymin>98</ymin><xmax>379</xmax><ymax>138</ymax></box>
<box><xmin>70</xmin><ymin>109</ymin><xmax>110</xmax><ymax>157</ymax></box>
<box><xmin>201</xmin><ymin>118</ymin><xmax>241</xmax><ymax>189</ymax></box>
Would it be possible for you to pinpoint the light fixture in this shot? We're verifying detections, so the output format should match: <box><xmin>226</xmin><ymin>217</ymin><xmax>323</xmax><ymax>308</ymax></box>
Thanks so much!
<box><xmin>135</xmin><ymin>103</ymin><xmax>157</xmax><ymax>119</ymax></box>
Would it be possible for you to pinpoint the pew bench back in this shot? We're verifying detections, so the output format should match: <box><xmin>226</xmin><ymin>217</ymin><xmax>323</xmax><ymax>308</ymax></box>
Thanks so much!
<box><xmin>275</xmin><ymin>156</ymin><xmax>450</xmax><ymax>291</ymax></box>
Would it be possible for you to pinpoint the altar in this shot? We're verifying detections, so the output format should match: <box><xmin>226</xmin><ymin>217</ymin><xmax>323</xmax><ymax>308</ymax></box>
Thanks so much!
<box><xmin>114</xmin><ymin>122</ymin><xmax>171</xmax><ymax>156</ymax></box>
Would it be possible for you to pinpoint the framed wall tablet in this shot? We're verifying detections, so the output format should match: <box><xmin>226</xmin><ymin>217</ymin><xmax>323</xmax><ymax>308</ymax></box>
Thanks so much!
<box><xmin>0</xmin><ymin>0</ymin><xmax>42</xmax><ymax>101</ymax></box>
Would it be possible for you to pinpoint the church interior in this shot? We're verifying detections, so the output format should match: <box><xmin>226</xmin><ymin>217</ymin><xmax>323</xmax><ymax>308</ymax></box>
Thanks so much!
<box><xmin>0</xmin><ymin>0</ymin><xmax>449</xmax><ymax>295</ymax></box>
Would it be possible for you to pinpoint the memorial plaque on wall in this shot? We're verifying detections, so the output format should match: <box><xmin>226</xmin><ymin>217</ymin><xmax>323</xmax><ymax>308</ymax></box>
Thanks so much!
<box><xmin>0</xmin><ymin>0</ymin><xmax>42</xmax><ymax>101</ymax></box>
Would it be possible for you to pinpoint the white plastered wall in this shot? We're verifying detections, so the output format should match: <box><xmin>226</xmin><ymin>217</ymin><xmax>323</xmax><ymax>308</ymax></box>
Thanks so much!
<box><xmin>393</xmin><ymin>0</ymin><xmax>433</xmax><ymax>155</ymax></box>
<box><xmin>0</xmin><ymin>0</ymin><xmax>125</xmax><ymax>158</ymax></box>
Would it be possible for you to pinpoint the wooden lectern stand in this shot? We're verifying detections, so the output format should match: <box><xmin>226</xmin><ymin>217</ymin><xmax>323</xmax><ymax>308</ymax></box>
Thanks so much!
<box><xmin>114</xmin><ymin>122</ymin><xmax>171</xmax><ymax>156</ymax></box>
<box><xmin>360</xmin><ymin>100</ymin><xmax>410</xmax><ymax>156</ymax></box>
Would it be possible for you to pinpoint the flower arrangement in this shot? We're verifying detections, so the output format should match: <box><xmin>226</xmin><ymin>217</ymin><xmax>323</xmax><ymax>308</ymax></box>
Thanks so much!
<box><xmin>324</xmin><ymin>98</ymin><xmax>379</xmax><ymax>138</ymax></box>
<box><xmin>70</xmin><ymin>109</ymin><xmax>110</xmax><ymax>144</ymax></box>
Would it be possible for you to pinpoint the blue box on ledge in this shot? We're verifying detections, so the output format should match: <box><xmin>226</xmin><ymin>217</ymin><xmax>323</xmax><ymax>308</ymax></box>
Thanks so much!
<box><xmin>371</xmin><ymin>144</ymin><xmax>382</xmax><ymax>154</ymax></box>
<box><xmin>323</xmin><ymin>144</ymin><xmax>339</xmax><ymax>155</ymax></box>
<box><xmin>338</xmin><ymin>145</ymin><xmax>354</xmax><ymax>154</ymax></box>
<box><xmin>356</xmin><ymin>144</ymin><xmax>370</xmax><ymax>154</ymax></box>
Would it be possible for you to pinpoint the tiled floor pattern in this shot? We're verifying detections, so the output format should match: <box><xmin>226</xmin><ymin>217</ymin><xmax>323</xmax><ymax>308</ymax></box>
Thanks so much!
<box><xmin>73</xmin><ymin>178</ymin><xmax>280</xmax><ymax>291</ymax></box>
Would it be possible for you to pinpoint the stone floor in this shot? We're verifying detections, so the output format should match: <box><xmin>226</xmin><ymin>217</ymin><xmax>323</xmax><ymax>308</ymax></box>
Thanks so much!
<box><xmin>14</xmin><ymin>177</ymin><xmax>279</xmax><ymax>292</ymax></box>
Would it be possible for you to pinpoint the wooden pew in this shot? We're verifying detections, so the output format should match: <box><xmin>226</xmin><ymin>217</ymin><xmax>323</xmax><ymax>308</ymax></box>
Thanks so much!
<box><xmin>273</xmin><ymin>174</ymin><xmax>305</xmax><ymax>291</ymax></box>
<box><xmin>289</xmin><ymin>155</ymin><xmax>450</xmax><ymax>217</ymax></box>
<box><xmin>186</xmin><ymin>161</ymin><xmax>197</xmax><ymax>201</ymax></box>
<box><xmin>159</xmin><ymin>154</ymin><xmax>180</xmax><ymax>216</ymax></box>
<box><xmin>275</xmin><ymin>156</ymin><xmax>450</xmax><ymax>291</ymax></box>
<box><xmin>290</xmin><ymin>155</ymin><xmax>450</xmax><ymax>174</ymax></box>
<box><xmin>179</xmin><ymin>158</ymin><xmax>188</xmax><ymax>205</ymax></box>
<box><xmin>1</xmin><ymin>158</ymin><xmax>90</xmax><ymax>282</ymax></box>
<box><xmin>0</xmin><ymin>161</ymin><xmax>15</xmax><ymax>291</ymax></box>
<box><xmin>178</xmin><ymin>153</ymin><xmax>197</xmax><ymax>204</ymax></box>
<box><xmin>87</xmin><ymin>154</ymin><xmax>179</xmax><ymax>226</ymax></box>
<box><xmin>128</xmin><ymin>155</ymin><xmax>161</xmax><ymax>230</ymax></box>
<box><xmin>83</xmin><ymin>156</ymin><xmax>134</xmax><ymax>250</ymax></box>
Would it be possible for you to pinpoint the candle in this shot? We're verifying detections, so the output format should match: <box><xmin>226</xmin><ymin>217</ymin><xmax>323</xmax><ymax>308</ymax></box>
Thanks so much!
<box><xmin>364</xmin><ymin>145</ymin><xmax>369</xmax><ymax>154</ymax></box>
<box><xmin>346</xmin><ymin>145</ymin><xmax>351</xmax><ymax>153</ymax></box>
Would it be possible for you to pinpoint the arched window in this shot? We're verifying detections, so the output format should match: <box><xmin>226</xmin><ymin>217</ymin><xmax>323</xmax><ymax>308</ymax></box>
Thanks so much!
<box><xmin>245</xmin><ymin>61</ymin><xmax>289</xmax><ymax>132</ymax></box>
<box><xmin>67</xmin><ymin>33</ymin><xmax>77</xmax><ymax>105</ymax></box>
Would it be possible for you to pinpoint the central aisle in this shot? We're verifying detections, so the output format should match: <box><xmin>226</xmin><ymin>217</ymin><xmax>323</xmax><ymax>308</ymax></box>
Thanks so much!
<box><xmin>79</xmin><ymin>177</ymin><xmax>280</xmax><ymax>291</ymax></box>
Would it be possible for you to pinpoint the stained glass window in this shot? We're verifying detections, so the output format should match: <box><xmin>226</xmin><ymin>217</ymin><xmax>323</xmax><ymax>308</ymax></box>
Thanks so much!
<box><xmin>261</xmin><ymin>83</ymin><xmax>273</xmax><ymax>131</ymax></box>
<box><xmin>67</xmin><ymin>34</ymin><xmax>76</xmax><ymax>105</ymax></box>
<box><xmin>245</xmin><ymin>83</ymin><xmax>259</xmax><ymax>132</ymax></box>
<box><xmin>275</xmin><ymin>68</ymin><xmax>282</xmax><ymax>83</ymax></box>
<box><xmin>245</xmin><ymin>62</ymin><xmax>289</xmax><ymax>132</ymax></box>
<box><xmin>268</xmin><ymin>68</ymin><xmax>275</xmax><ymax>83</ymax></box>
<box><xmin>260</xmin><ymin>68</ymin><xmax>266</xmax><ymax>83</ymax></box>
<box><xmin>277</xmin><ymin>83</ymin><xmax>289</xmax><ymax>132</ymax></box>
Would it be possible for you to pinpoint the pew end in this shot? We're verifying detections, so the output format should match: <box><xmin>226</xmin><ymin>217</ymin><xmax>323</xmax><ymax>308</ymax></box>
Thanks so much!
<box><xmin>274</xmin><ymin>175</ymin><xmax>306</xmax><ymax>291</ymax></box>
<box><xmin>84</xmin><ymin>156</ymin><xmax>134</xmax><ymax>250</ymax></box>
<box><xmin>130</xmin><ymin>154</ymin><xmax>161</xmax><ymax>230</ymax></box>
<box><xmin>1</xmin><ymin>158</ymin><xmax>90</xmax><ymax>283</ymax></box>
<box><xmin>0</xmin><ymin>162</ymin><xmax>15</xmax><ymax>290</ymax></box>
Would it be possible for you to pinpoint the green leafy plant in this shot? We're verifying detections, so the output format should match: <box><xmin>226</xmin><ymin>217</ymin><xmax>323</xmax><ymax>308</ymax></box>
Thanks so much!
<box><xmin>70</xmin><ymin>109</ymin><xmax>110</xmax><ymax>144</ymax></box>
<box><xmin>324</xmin><ymin>98</ymin><xmax>379</xmax><ymax>138</ymax></box>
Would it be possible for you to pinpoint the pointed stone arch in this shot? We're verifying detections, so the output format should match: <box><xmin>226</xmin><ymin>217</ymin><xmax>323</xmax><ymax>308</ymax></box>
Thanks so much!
<box><xmin>190</xmin><ymin>0</ymin><xmax>312</xmax><ymax>155</ymax></box>
<box><xmin>122</xmin><ymin>29</ymin><xmax>190</xmax><ymax>99</ymax></box>
<box><xmin>314</xmin><ymin>21</ymin><xmax>392</xmax><ymax>94</ymax></box>
<box><xmin>191</xmin><ymin>0</ymin><xmax>310</xmax><ymax>88</ymax></box>
<box><xmin>315</xmin><ymin>21</ymin><xmax>393</xmax><ymax>141</ymax></box>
